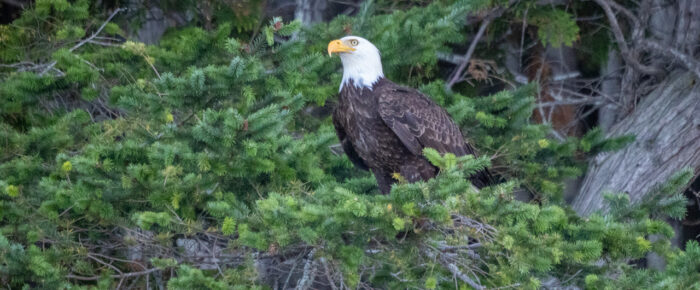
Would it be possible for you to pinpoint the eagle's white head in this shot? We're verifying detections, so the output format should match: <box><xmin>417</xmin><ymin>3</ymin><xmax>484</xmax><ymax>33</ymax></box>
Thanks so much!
<box><xmin>328</xmin><ymin>36</ymin><xmax>384</xmax><ymax>91</ymax></box>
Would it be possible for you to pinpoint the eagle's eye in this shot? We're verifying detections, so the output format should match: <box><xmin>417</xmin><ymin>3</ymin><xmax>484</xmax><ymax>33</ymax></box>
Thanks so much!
<box><xmin>349</xmin><ymin>39</ymin><xmax>359</xmax><ymax>46</ymax></box>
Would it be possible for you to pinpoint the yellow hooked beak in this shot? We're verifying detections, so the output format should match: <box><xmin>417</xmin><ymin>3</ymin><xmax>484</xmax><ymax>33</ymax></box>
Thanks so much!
<box><xmin>328</xmin><ymin>39</ymin><xmax>356</xmax><ymax>56</ymax></box>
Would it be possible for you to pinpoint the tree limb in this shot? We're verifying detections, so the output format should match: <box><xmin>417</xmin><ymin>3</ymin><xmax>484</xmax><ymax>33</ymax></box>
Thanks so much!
<box><xmin>593</xmin><ymin>0</ymin><xmax>662</xmax><ymax>76</ymax></box>
<box><xmin>640</xmin><ymin>39</ymin><xmax>700</xmax><ymax>80</ymax></box>
<box><xmin>445</xmin><ymin>1</ymin><xmax>517</xmax><ymax>90</ymax></box>
<box><xmin>422</xmin><ymin>247</ymin><xmax>485</xmax><ymax>290</ymax></box>
<box><xmin>320</xmin><ymin>257</ymin><xmax>339</xmax><ymax>290</ymax></box>
<box><xmin>66</xmin><ymin>268</ymin><xmax>160</xmax><ymax>281</ymax></box>
<box><xmin>445</xmin><ymin>14</ymin><xmax>495</xmax><ymax>90</ymax></box>
<box><xmin>39</xmin><ymin>8</ymin><xmax>125</xmax><ymax>76</ymax></box>
<box><xmin>295</xmin><ymin>248</ymin><xmax>317</xmax><ymax>290</ymax></box>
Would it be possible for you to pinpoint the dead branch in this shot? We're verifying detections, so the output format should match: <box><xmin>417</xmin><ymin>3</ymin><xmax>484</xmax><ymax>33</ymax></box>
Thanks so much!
<box><xmin>320</xmin><ymin>257</ymin><xmax>340</xmax><ymax>290</ymax></box>
<box><xmin>593</xmin><ymin>0</ymin><xmax>662</xmax><ymax>76</ymax></box>
<box><xmin>39</xmin><ymin>8</ymin><xmax>125</xmax><ymax>76</ymax></box>
<box><xmin>640</xmin><ymin>39</ymin><xmax>700</xmax><ymax>80</ymax></box>
<box><xmin>69</xmin><ymin>8</ymin><xmax>126</xmax><ymax>52</ymax></box>
<box><xmin>436</xmin><ymin>242</ymin><xmax>482</xmax><ymax>251</ymax></box>
<box><xmin>535</xmin><ymin>98</ymin><xmax>605</xmax><ymax>108</ymax></box>
<box><xmin>66</xmin><ymin>268</ymin><xmax>160</xmax><ymax>281</ymax></box>
<box><xmin>87</xmin><ymin>254</ymin><xmax>124</xmax><ymax>275</ymax></box>
<box><xmin>451</xmin><ymin>214</ymin><xmax>497</xmax><ymax>241</ymax></box>
<box><xmin>446</xmin><ymin>14</ymin><xmax>494</xmax><ymax>90</ymax></box>
<box><xmin>421</xmin><ymin>247</ymin><xmax>485</xmax><ymax>290</ymax></box>
<box><xmin>446</xmin><ymin>4</ymin><xmax>512</xmax><ymax>90</ymax></box>
<box><xmin>295</xmin><ymin>248</ymin><xmax>318</xmax><ymax>290</ymax></box>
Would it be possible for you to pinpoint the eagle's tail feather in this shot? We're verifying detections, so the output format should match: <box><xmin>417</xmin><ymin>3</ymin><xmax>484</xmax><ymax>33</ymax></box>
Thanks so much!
<box><xmin>469</xmin><ymin>167</ymin><xmax>496</xmax><ymax>189</ymax></box>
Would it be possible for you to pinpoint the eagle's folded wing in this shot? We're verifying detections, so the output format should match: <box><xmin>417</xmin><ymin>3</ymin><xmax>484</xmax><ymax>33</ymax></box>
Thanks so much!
<box><xmin>377</xmin><ymin>85</ymin><xmax>476</xmax><ymax>157</ymax></box>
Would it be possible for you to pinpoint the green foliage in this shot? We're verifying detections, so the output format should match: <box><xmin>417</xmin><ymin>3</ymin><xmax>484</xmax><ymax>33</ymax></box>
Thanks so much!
<box><xmin>607</xmin><ymin>168</ymin><xmax>693</xmax><ymax>221</ymax></box>
<box><xmin>168</xmin><ymin>265</ymin><xmax>230</xmax><ymax>289</ymax></box>
<box><xmin>529</xmin><ymin>8</ymin><xmax>580</xmax><ymax>47</ymax></box>
<box><xmin>578</xmin><ymin>21</ymin><xmax>612</xmax><ymax>72</ymax></box>
<box><xmin>420</xmin><ymin>82</ymin><xmax>633</xmax><ymax>202</ymax></box>
<box><xmin>0</xmin><ymin>0</ymin><xmax>696</xmax><ymax>289</ymax></box>
<box><xmin>301</xmin><ymin>0</ymin><xmax>477</xmax><ymax>87</ymax></box>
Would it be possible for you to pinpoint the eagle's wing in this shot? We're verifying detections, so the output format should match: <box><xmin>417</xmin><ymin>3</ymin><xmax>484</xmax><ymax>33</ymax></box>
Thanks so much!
<box><xmin>332</xmin><ymin>107</ymin><xmax>369</xmax><ymax>171</ymax></box>
<box><xmin>377</xmin><ymin>83</ymin><xmax>494</xmax><ymax>188</ymax></box>
<box><xmin>377</xmin><ymin>84</ymin><xmax>477</xmax><ymax>157</ymax></box>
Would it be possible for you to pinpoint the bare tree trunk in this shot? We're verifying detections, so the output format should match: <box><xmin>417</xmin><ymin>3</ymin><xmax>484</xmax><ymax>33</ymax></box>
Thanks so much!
<box><xmin>125</xmin><ymin>0</ymin><xmax>190</xmax><ymax>44</ymax></box>
<box><xmin>295</xmin><ymin>0</ymin><xmax>326</xmax><ymax>26</ymax></box>
<box><xmin>598</xmin><ymin>49</ymin><xmax>622</xmax><ymax>131</ymax></box>
<box><xmin>572</xmin><ymin>72</ymin><xmax>700</xmax><ymax>216</ymax></box>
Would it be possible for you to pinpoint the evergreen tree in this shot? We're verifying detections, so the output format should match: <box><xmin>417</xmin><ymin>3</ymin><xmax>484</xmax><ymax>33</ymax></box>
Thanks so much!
<box><xmin>0</xmin><ymin>0</ymin><xmax>696</xmax><ymax>288</ymax></box>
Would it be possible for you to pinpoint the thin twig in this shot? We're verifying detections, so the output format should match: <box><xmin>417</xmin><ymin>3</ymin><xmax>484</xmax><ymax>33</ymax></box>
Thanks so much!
<box><xmin>283</xmin><ymin>257</ymin><xmax>301</xmax><ymax>290</ymax></box>
<box><xmin>593</xmin><ymin>0</ymin><xmax>661</xmax><ymax>76</ymax></box>
<box><xmin>445</xmin><ymin>1</ymin><xmax>516</xmax><ymax>90</ymax></box>
<box><xmin>87</xmin><ymin>254</ymin><xmax>123</xmax><ymax>275</ymax></box>
<box><xmin>295</xmin><ymin>248</ymin><xmax>317</xmax><ymax>290</ymax></box>
<box><xmin>39</xmin><ymin>8</ymin><xmax>125</xmax><ymax>76</ymax></box>
<box><xmin>535</xmin><ymin>98</ymin><xmax>605</xmax><ymax>108</ymax></box>
<box><xmin>422</xmin><ymin>247</ymin><xmax>485</xmax><ymax>290</ymax></box>
<box><xmin>437</xmin><ymin>242</ymin><xmax>482</xmax><ymax>251</ymax></box>
<box><xmin>640</xmin><ymin>39</ymin><xmax>700</xmax><ymax>80</ymax></box>
<box><xmin>70</xmin><ymin>8</ymin><xmax>125</xmax><ymax>52</ymax></box>
<box><xmin>320</xmin><ymin>258</ymin><xmax>340</xmax><ymax>290</ymax></box>
<box><xmin>66</xmin><ymin>268</ymin><xmax>160</xmax><ymax>281</ymax></box>
<box><xmin>446</xmin><ymin>13</ymin><xmax>496</xmax><ymax>90</ymax></box>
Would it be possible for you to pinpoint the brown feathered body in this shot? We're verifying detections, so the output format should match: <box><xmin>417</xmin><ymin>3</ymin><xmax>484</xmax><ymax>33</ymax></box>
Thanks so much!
<box><xmin>333</xmin><ymin>78</ymin><xmax>491</xmax><ymax>194</ymax></box>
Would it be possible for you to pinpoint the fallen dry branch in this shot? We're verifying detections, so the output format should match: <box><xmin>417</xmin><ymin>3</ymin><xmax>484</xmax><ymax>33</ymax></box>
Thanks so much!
<box><xmin>421</xmin><ymin>246</ymin><xmax>485</xmax><ymax>290</ymax></box>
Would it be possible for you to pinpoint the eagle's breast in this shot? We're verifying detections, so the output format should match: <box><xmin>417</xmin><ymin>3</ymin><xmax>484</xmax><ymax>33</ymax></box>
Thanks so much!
<box><xmin>336</xmin><ymin>79</ymin><xmax>413</xmax><ymax>171</ymax></box>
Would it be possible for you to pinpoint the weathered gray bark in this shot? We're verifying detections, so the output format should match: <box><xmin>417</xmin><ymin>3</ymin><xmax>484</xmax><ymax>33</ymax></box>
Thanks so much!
<box><xmin>642</xmin><ymin>0</ymin><xmax>693</xmax><ymax>271</ymax></box>
<box><xmin>598</xmin><ymin>49</ymin><xmax>621</xmax><ymax>131</ymax></box>
<box><xmin>294</xmin><ymin>0</ymin><xmax>326</xmax><ymax>26</ymax></box>
<box><xmin>124</xmin><ymin>1</ymin><xmax>191</xmax><ymax>44</ymax></box>
<box><xmin>572</xmin><ymin>72</ymin><xmax>700</xmax><ymax>216</ymax></box>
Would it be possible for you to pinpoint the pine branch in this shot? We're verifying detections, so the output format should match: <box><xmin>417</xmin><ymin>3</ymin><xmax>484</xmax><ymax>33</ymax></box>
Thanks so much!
<box><xmin>39</xmin><ymin>8</ymin><xmax>125</xmax><ymax>76</ymax></box>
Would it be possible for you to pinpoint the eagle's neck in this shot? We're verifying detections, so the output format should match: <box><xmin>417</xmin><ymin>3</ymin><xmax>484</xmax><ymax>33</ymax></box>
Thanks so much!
<box><xmin>339</xmin><ymin>78</ymin><xmax>385</xmax><ymax>100</ymax></box>
<box><xmin>339</xmin><ymin>52</ymin><xmax>384</xmax><ymax>92</ymax></box>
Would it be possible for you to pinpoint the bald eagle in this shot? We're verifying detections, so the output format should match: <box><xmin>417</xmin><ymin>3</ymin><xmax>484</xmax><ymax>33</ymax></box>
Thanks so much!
<box><xmin>328</xmin><ymin>36</ymin><xmax>492</xmax><ymax>194</ymax></box>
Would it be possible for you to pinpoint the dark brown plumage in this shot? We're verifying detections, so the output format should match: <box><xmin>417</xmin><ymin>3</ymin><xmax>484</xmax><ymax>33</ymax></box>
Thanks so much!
<box><xmin>327</xmin><ymin>35</ymin><xmax>492</xmax><ymax>193</ymax></box>
<box><xmin>333</xmin><ymin>78</ymin><xmax>492</xmax><ymax>194</ymax></box>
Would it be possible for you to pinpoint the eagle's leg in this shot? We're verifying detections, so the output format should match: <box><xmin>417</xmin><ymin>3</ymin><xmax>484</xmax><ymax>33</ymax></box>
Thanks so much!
<box><xmin>371</xmin><ymin>168</ymin><xmax>394</xmax><ymax>194</ymax></box>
